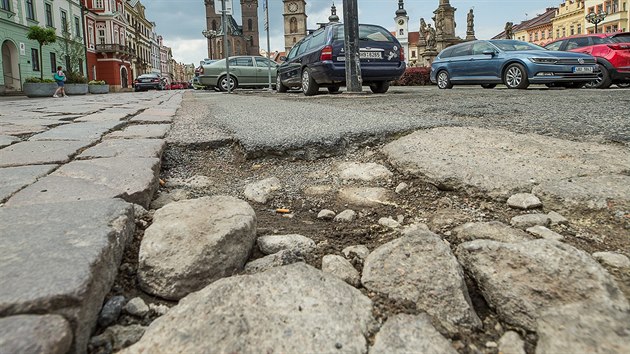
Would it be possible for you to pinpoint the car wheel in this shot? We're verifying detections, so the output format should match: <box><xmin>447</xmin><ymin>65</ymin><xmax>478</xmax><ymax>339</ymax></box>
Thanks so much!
<box><xmin>503</xmin><ymin>63</ymin><xmax>529</xmax><ymax>89</ymax></box>
<box><xmin>218</xmin><ymin>75</ymin><xmax>237</xmax><ymax>92</ymax></box>
<box><xmin>301</xmin><ymin>68</ymin><xmax>319</xmax><ymax>96</ymax></box>
<box><xmin>327</xmin><ymin>85</ymin><xmax>340</xmax><ymax>93</ymax></box>
<box><xmin>436</xmin><ymin>70</ymin><xmax>453</xmax><ymax>89</ymax></box>
<box><xmin>481</xmin><ymin>84</ymin><xmax>497</xmax><ymax>89</ymax></box>
<box><xmin>585</xmin><ymin>64</ymin><xmax>612</xmax><ymax>89</ymax></box>
<box><xmin>369</xmin><ymin>81</ymin><xmax>390</xmax><ymax>94</ymax></box>
<box><xmin>276</xmin><ymin>75</ymin><xmax>288</xmax><ymax>93</ymax></box>
<box><xmin>617</xmin><ymin>82</ymin><xmax>630</xmax><ymax>88</ymax></box>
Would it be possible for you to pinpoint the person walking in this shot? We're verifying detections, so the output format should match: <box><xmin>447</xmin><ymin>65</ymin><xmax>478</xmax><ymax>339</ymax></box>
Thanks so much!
<box><xmin>53</xmin><ymin>66</ymin><xmax>67</xmax><ymax>98</ymax></box>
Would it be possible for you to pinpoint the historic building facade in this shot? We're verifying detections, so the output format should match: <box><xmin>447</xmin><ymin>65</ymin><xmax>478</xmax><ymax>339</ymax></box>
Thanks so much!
<box><xmin>1</xmin><ymin>0</ymin><xmax>85</xmax><ymax>93</ymax></box>
<box><xmin>553</xmin><ymin>0</ymin><xmax>586</xmax><ymax>39</ymax></box>
<box><xmin>585</xmin><ymin>0</ymin><xmax>628</xmax><ymax>33</ymax></box>
<box><xmin>125</xmin><ymin>0</ymin><xmax>153</xmax><ymax>77</ymax></box>
<box><xmin>283</xmin><ymin>0</ymin><xmax>307</xmax><ymax>53</ymax></box>
<box><xmin>83</xmin><ymin>0</ymin><xmax>134</xmax><ymax>90</ymax></box>
<box><xmin>204</xmin><ymin>0</ymin><xmax>260</xmax><ymax>60</ymax></box>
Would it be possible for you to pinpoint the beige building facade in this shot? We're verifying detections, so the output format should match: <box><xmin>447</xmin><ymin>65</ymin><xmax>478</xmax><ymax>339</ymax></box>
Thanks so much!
<box><xmin>584</xmin><ymin>0</ymin><xmax>628</xmax><ymax>33</ymax></box>
<box><xmin>553</xmin><ymin>0</ymin><xmax>586</xmax><ymax>39</ymax></box>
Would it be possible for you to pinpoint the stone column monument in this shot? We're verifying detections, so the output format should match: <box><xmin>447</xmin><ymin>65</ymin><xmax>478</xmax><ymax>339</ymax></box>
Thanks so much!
<box><xmin>466</xmin><ymin>9</ymin><xmax>476</xmax><ymax>40</ymax></box>
<box><xmin>432</xmin><ymin>0</ymin><xmax>458</xmax><ymax>52</ymax></box>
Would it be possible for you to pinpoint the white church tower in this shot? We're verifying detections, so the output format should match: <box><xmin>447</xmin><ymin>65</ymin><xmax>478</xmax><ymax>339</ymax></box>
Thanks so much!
<box><xmin>394</xmin><ymin>0</ymin><xmax>409</xmax><ymax>62</ymax></box>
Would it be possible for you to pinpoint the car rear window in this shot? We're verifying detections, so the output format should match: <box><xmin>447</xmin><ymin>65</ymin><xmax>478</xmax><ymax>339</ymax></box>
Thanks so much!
<box><xmin>610</xmin><ymin>34</ymin><xmax>630</xmax><ymax>43</ymax></box>
<box><xmin>592</xmin><ymin>36</ymin><xmax>612</xmax><ymax>44</ymax></box>
<box><xmin>333</xmin><ymin>25</ymin><xmax>395</xmax><ymax>42</ymax></box>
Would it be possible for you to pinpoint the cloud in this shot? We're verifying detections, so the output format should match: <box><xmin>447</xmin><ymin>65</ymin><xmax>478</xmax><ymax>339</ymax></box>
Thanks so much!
<box><xmin>164</xmin><ymin>38</ymin><xmax>207</xmax><ymax>65</ymax></box>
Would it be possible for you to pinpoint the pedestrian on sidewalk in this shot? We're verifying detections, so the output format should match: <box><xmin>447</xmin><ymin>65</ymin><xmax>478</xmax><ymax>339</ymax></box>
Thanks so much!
<box><xmin>53</xmin><ymin>66</ymin><xmax>67</xmax><ymax>98</ymax></box>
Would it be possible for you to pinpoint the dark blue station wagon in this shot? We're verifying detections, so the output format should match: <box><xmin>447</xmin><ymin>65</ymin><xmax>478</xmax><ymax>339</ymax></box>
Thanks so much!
<box><xmin>277</xmin><ymin>23</ymin><xmax>406</xmax><ymax>95</ymax></box>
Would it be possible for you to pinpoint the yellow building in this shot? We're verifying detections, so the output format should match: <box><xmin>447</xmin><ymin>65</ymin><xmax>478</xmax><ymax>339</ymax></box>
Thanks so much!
<box><xmin>584</xmin><ymin>0</ymin><xmax>629</xmax><ymax>33</ymax></box>
<box><xmin>553</xmin><ymin>0</ymin><xmax>586</xmax><ymax>40</ymax></box>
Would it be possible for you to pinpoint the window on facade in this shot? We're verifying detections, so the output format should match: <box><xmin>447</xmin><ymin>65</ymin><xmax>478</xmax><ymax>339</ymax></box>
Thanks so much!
<box><xmin>95</xmin><ymin>0</ymin><xmax>104</xmax><ymax>8</ymax></box>
<box><xmin>556</xmin><ymin>29</ymin><xmax>560</xmax><ymax>38</ymax></box>
<box><xmin>26</xmin><ymin>0</ymin><xmax>35</xmax><ymax>20</ymax></box>
<box><xmin>75</xmin><ymin>17</ymin><xmax>81</xmax><ymax>37</ymax></box>
<box><xmin>50</xmin><ymin>52</ymin><xmax>56</xmax><ymax>73</ymax></box>
<box><xmin>570</xmin><ymin>26</ymin><xmax>575</xmax><ymax>35</ymax></box>
<box><xmin>534</xmin><ymin>33</ymin><xmax>538</xmax><ymax>41</ymax></box>
<box><xmin>529</xmin><ymin>34</ymin><xmax>533</xmax><ymax>42</ymax></box>
<box><xmin>248</xmin><ymin>19</ymin><xmax>253</xmax><ymax>31</ymax></box>
<box><xmin>212</xmin><ymin>20</ymin><xmax>217</xmax><ymax>31</ymax></box>
<box><xmin>45</xmin><ymin>3</ymin><xmax>53</xmax><ymax>27</ymax></box>
<box><xmin>61</xmin><ymin>10</ymin><xmax>68</xmax><ymax>32</ymax></box>
<box><xmin>613</xmin><ymin>0</ymin><xmax>619</xmax><ymax>12</ymax></box>
<box><xmin>31</xmin><ymin>49</ymin><xmax>40</xmax><ymax>71</ymax></box>
<box><xmin>290</xmin><ymin>17</ymin><xmax>298</xmax><ymax>33</ymax></box>
<box><xmin>98</xmin><ymin>29</ymin><xmax>105</xmax><ymax>44</ymax></box>
<box><xmin>596</xmin><ymin>4</ymin><xmax>603</xmax><ymax>13</ymax></box>
<box><xmin>1</xmin><ymin>0</ymin><xmax>10</xmax><ymax>11</ymax></box>
<box><xmin>562</xmin><ymin>29</ymin><xmax>566</xmax><ymax>37</ymax></box>
<box><xmin>577</xmin><ymin>25</ymin><xmax>582</xmax><ymax>34</ymax></box>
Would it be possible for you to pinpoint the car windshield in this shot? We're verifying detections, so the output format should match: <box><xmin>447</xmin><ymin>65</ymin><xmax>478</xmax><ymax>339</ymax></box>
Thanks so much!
<box><xmin>138</xmin><ymin>74</ymin><xmax>158</xmax><ymax>79</ymax></box>
<box><xmin>333</xmin><ymin>24</ymin><xmax>395</xmax><ymax>42</ymax></box>
<box><xmin>490</xmin><ymin>40</ymin><xmax>545</xmax><ymax>51</ymax></box>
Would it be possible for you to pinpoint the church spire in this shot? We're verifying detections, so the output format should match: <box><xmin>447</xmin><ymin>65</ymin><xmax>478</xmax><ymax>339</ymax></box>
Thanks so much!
<box><xmin>396</xmin><ymin>0</ymin><xmax>407</xmax><ymax>16</ymax></box>
<box><xmin>329</xmin><ymin>2</ymin><xmax>339</xmax><ymax>22</ymax></box>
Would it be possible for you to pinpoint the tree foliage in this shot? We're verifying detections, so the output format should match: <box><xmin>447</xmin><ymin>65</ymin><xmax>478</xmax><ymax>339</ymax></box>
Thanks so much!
<box><xmin>26</xmin><ymin>26</ymin><xmax>57</xmax><ymax>80</ymax></box>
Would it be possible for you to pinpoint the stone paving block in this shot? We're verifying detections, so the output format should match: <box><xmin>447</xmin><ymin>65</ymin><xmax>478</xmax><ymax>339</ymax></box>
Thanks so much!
<box><xmin>0</xmin><ymin>123</ymin><xmax>48</xmax><ymax>136</ymax></box>
<box><xmin>5</xmin><ymin>157</ymin><xmax>160</xmax><ymax>208</ymax></box>
<box><xmin>0</xmin><ymin>140</ymin><xmax>90</xmax><ymax>168</ymax></box>
<box><xmin>75</xmin><ymin>112</ymin><xmax>131</xmax><ymax>122</ymax></box>
<box><xmin>0</xmin><ymin>199</ymin><xmax>135</xmax><ymax>354</ymax></box>
<box><xmin>78</xmin><ymin>139</ymin><xmax>166</xmax><ymax>159</ymax></box>
<box><xmin>130</xmin><ymin>107</ymin><xmax>177</xmax><ymax>123</ymax></box>
<box><xmin>28</xmin><ymin>121</ymin><xmax>125</xmax><ymax>142</ymax></box>
<box><xmin>106</xmin><ymin>124</ymin><xmax>171</xmax><ymax>139</ymax></box>
<box><xmin>0</xmin><ymin>314</ymin><xmax>73</xmax><ymax>354</ymax></box>
<box><xmin>0</xmin><ymin>164</ymin><xmax>57</xmax><ymax>203</ymax></box>
<box><xmin>0</xmin><ymin>135</ymin><xmax>19</xmax><ymax>148</ymax></box>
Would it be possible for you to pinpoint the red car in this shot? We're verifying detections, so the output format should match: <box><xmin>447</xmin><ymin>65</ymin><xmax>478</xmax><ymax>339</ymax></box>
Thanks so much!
<box><xmin>545</xmin><ymin>32</ymin><xmax>630</xmax><ymax>88</ymax></box>
<box><xmin>170</xmin><ymin>82</ymin><xmax>184</xmax><ymax>90</ymax></box>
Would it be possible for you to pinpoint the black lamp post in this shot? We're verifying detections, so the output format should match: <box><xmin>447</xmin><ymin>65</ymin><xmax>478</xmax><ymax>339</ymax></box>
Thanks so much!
<box><xmin>202</xmin><ymin>29</ymin><xmax>217</xmax><ymax>59</ymax></box>
<box><xmin>585</xmin><ymin>11</ymin><xmax>607</xmax><ymax>34</ymax></box>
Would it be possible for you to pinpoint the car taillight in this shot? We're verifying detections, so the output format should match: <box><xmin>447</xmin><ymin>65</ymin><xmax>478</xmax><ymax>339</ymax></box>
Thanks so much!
<box><xmin>320</xmin><ymin>45</ymin><xmax>333</xmax><ymax>61</ymax></box>
<box><xmin>608</xmin><ymin>43</ymin><xmax>630</xmax><ymax>50</ymax></box>
<box><xmin>400</xmin><ymin>46</ymin><xmax>405</xmax><ymax>62</ymax></box>
<box><xmin>199</xmin><ymin>67</ymin><xmax>204</xmax><ymax>74</ymax></box>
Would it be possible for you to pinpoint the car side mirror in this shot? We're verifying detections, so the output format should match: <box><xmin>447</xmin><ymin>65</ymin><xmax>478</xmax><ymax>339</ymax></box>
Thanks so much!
<box><xmin>482</xmin><ymin>50</ymin><xmax>496</xmax><ymax>56</ymax></box>
<box><xmin>280</xmin><ymin>56</ymin><xmax>287</xmax><ymax>62</ymax></box>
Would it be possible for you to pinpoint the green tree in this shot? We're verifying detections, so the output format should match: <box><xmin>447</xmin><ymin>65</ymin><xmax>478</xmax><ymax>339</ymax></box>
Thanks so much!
<box><xmin>26</xmin><ymin>26</ymin><xmax>57</xmax><ymax>80</ymax></box>
<box><xmin>57</xmin><ymin>21</ymin><xmax>87</xmax><ymax>82</ymax></box>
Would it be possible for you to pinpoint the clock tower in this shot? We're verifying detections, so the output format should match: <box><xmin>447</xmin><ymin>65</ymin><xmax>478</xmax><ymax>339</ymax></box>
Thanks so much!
<box><xmin>283</xmin><ymin>0</ymin><xmax>307</xmax><ymax>53</ymax></box>
<box><xmin>394</xmin><ymin>0</ymin><xmax>409</xmax><ymax>63</ymax></box>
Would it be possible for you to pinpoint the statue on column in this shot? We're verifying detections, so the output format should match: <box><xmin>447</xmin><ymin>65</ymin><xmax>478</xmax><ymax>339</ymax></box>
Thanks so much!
<box><xmin>434</xmin><ymin>14</ymin><xmax>444</xmax><ymax>37</ymax></box>
<box><xmin>426</xmin><ymin>24</ymin><xmax>436</xmax><ymax>50</ymax></box>
<box><xmin>418</xmin><ymin>18</ymin><xmax>427</xmax><ymax>45</ymax></box>
<box><xmin>505</xmin><ymin>22</ymin><xmax>514</xmax><ymax>39</ymax></box>
<box><xmin>466</xmin><ymin>8</ymin><xmax>476</xmax><ymax>40</ymax></box>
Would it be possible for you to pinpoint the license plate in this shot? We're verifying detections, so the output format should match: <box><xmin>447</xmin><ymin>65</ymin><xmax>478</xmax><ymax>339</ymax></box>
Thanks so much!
<box><xmin>360</xmin><ymin>51</ymin><xmax>382</xmax><ymax>59</ymax></box>
<box><xmin>573</xmin><ymin>66</ymin><xmax>593</xmax><ymax>73</ymax></box>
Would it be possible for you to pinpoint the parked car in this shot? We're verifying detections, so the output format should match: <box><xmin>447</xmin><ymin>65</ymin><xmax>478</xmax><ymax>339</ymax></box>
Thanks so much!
<box><xmin>170</xmin><ymin>82</ymin><xmax>184</xmax><ymax>90</ymax></box>
<box><xmin>430</xmin><ymin>39</ymin><xmax>599</xmax><ymax>89</ymax></box>
<box><xmin>133</xmin><ymin>73</ymin><xmax>165</xmax><ymax>91</ymax></box>
<box><xmin>544</xmin><ymin>32</ymin><xmax>630</xmax><ymax>89</ymax></box>
<box><xmin>197</xmin><ymin>56</ymin><xmax>278</xmax><ymax>91</ymax></box>
<box><xmin>277</xmin><ymin>23</ymin><xmax>406</xmax><ymax>96</ymax></box>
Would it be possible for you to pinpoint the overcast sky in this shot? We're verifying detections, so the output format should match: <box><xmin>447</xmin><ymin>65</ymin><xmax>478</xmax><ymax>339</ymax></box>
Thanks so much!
<box><xmin>143</xmin><ymin>0</ymin><xmax>561</xmax><ymax>64</ymax></box>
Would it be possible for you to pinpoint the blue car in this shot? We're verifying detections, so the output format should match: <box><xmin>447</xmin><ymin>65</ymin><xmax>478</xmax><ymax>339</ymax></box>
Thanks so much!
<box><xmin>277</xmin><ymin>23</ymin><xmax>406</xmax><ymax>96</ymax></box>
<box><xmin>430</xmin><ymin>40</ymin><xmax>599</xmax><ymax>89</ymax></box>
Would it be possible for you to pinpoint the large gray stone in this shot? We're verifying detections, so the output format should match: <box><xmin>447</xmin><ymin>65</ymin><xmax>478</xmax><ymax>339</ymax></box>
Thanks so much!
<box><xmin>257</xmin><ymin>234</ymin><xmax>316</xmax><ymax>255</ymax></box>
<box><xmin>498</xmin><ymin>331</ymin><xmax>526</xmax><ymax>354</ymax></box>
<box><xmin>5</xmin><ymin>157</ymin><xmax>160</xmax><ymax>208</ymax></box>
<box><xmin>362</xmin><ymin>229</ymin><xmax>481</xmax><ymax>333</ymax></box>
<box><xmin>243</xmin><ymin>250</ymin><xmax>304</xmax><ymax>274</ymax></box>
<box><xmin>78</xmin><ymin>139</ymin><xmax>166</xmax><ymax>159</ymax></box>
<box><xmin>383</xmin><ymin>127</ymin><xmax>629</xmax><ymax>199</ymax></box>
<box><xmin>533</xmin><ymin>175</ymin><xmax>630</xmax><ymax>214</ymax></box>
<box><xmin>507</xmin><ymin>193</ymin><xmax>542</xmax><ymax>209</ymax></box>
<box><xmin>138</xmin><ymin>196</ymin><xmax>257</xmax><ymax>300</ymax></box>
<box><xmin>455</xmin><ymin>239</ymin><xmax>629</xmax><ymax>331</ymax></box>
<box><xmin>130</xmin><ymin>107</ymin><xmax>178</xmax><ymax>123</ymax></box>
<box><xmin>510</xmin><ymin>213</ymin><xmax>551</xmax><ymax>229</ymax></box>
<box><xmin>592</xmin><ymin>251</ymin><xmax>630</xmax><ymax>269</ymax></box>
<box><xmin>243</xmin><ymin>177</ymin><xmax>281</xmax><ymax>204</ymax></box>
<box><xmin>0</xmin><ymin>123</ymin><xmax>48</xmax><ymax>136</ymax></box>
<box><xmin>336</xmin><ymin>162</ymin><xmax>393</xmax><ymax>181</ymax></box>
<box><xmin>536</xmin><ymin>302</ymin><xmax>630</xmax><ymax>354</ymax></box>
<box><xmin>0</xmin><ymin>140</ymin><xmax>89</xmax><ymax>167</ymax></box>
<box><xmin>0</xmin><ymin>199</ymin><xmax>135</xmax><ymax>353</ymax></box>
<box><xmin>321</xmin><ymin>255</ymin><xmax>361</xmax><ymax>287</ymax></box>
<box><xmin>29</xmin><ymin>121</ymin><xmax>124</xmax><ymax>142</ymax></box>
<box><xmin>452</xmin><ymin>221</ymin><xmax>533</xmax><ymax>243</ymax></box>
<box><xmin>0</xmin><ymin>164</ymin><xmax>56</xmax><ymax>203</ymax></box>
<box><xmin>0</xmin><ymin>314</ymin><xmax>73</xmax><ymax>354</ymax></box>
<box><xmin>370</xmin><ymin>314</ymin><xmax>457</xmax><ymax>354</ymax></box>
<box><xmin>122</xmin><ymin>263</ymin><xmax>374</xmax><ymax>354</ymax></box>
<box><xmin>106</xmin><ymin>124</ymin><xmax>171</xmax><ymax>139</ymax></box>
